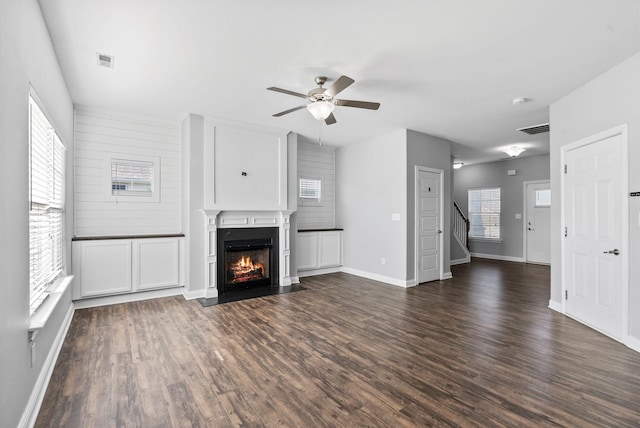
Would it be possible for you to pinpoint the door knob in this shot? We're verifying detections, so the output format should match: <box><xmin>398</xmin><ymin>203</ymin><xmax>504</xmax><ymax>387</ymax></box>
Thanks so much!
<box><xmin>603</xmin><ymin>249</ymin><xmax>620</xmax><ymax>255</ymax></box>
<box><xmin>528</xmin><ymin>227</ymin><xmax>534</xmax><ymax>231</ymax></box>
<box><xmin>437</xmin><ymin>230</ymin><xmax>443</xmax><ymax>234</ymax></box>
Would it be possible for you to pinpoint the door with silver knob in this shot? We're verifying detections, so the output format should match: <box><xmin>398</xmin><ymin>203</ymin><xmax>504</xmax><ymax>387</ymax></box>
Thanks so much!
<box><xmin>525</xmin><ymin>181</ymin><xmax>550</xmax><ymax>264</ymax></box>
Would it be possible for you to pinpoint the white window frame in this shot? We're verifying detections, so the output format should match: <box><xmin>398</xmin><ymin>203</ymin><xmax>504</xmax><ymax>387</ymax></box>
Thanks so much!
<box><xmin>103</xmin><ymin>153</ymin><xmax>160</xmax><ymax>203</ymax></box>
<box><xmin>468</xmin><ymin>187</ymin><xmax>502</xmax><ymax>241</ymax></box>
<box><xmin>298</xmin><ymin>177</ymin><xmax>322</xmax><ymax>205</ymax></box>
<box><xmin>29</xmin><ymin>93</ymin><xmax>66</xmax><ymax>314</ymax></box>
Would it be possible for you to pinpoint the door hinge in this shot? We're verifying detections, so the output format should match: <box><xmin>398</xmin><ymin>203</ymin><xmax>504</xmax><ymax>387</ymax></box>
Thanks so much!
<box><xmin>564</xmin><ymin>164</ymin><xmax>567</xmax><ymax>174</ymax></box>
<box><xmin>565</xmin><ymin>290</ymin><xmax>568</xmax><ymax>300</ymax></box>
<box><xmin>564</xmin><ymin>227</ymin><xmax>567</xmax><ymax>237</ymax></box>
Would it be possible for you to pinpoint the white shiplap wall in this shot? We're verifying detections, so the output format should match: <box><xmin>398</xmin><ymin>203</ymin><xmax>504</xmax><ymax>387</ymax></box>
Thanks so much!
<box><xmin>297</xmin><ymin>141</ymin><xmax>335</xmax><ymax>229</ymax></box>
<box><xmin>74</xmin><ymin>108</ymin><xmax>181</xmax><ymax>237</ymax></box>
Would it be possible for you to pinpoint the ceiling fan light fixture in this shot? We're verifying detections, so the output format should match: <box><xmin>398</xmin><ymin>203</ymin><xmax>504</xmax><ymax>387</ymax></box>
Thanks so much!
<box><xmin>453</xmin><ymin>162</ymin><xmax>464</xmax><ymax>169</ymax></box>
<box><xmin>307</xmin><ymin>100</ymin><xmax>335</xmax><ymax>120</ymax></box>
<box><xmin>503</xmin><ymin>146</ymin><xmax>526</xmax><ymax>157</ymax></box>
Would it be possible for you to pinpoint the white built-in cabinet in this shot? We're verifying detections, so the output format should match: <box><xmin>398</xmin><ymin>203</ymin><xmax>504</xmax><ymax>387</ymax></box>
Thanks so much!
<box><xmin>297</xmin><ymin>230</ymin><xmax>343</xmax><ymax>275</ymax></box>
<box><xmin>72</xmin><ymin>236</ymin><xmax>184</xmax><ymax>300</ymax></box>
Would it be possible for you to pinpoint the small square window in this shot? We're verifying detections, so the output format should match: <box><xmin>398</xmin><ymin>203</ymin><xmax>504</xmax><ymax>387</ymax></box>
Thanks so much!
<box><xmin>299</xmin><ymin>178</ymin><xmax>322</xmax><ymax>203</ymax></box>
<box><xmin>535</xmin><ymin>189</ymin><xmax>551</xmax><ymax>207</ymax></box>
<box><xmin>104</xmin><ymin>154</ymin><xmax>160</xmax><ymax>202</ymax></box>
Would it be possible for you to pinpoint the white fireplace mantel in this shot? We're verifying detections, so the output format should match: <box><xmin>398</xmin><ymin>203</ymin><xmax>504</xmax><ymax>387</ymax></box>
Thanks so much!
<box><xmin>200</xmin><ymin>210</ymin><xmax>293</xmax><ymax>298</ymax></box>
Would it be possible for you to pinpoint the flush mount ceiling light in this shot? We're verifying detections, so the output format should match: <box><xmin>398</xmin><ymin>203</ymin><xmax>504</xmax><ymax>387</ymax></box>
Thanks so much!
<box><xmin>306</xmin><ymin>100</ymin><xmax>336</xmax><ymax>120</ymax></box>
<box><xmin>453</xmin><ymin>162</ymin><xmax>464</xmax><ymax>169</ymax></box>
<box><xmin>511</xmin><ymin>97</ymin><xmax>529</xmax><ymax>105</ymax></box>
<box><xmin>503</xmin><ymin>146</ymin><xmax>526</xmax><ymax>157</ymax></box>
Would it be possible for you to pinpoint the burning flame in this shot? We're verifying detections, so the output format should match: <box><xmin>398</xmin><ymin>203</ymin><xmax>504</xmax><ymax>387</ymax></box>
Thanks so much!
<box><xmin>229</xmin><ymin>255</ymin><xmax>265</xmax><ymax>283</ymax></box>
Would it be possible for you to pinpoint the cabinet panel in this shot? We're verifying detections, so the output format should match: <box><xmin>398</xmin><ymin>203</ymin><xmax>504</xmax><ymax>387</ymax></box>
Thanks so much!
<box><xmin>133</xmin><ymin>238</ymin><xmax>180</xmax><ymax>290</ymax></box>
<box><xmin>318</xmin><ymin>231</ymin><xmax>342</xmax><ymax>268</ymax></box>
<box><xmin>79</xmin><ymin>241</ymin><xmax>132</xmax><ymax>297</ymax></box>
<box><xmin>297</xmin><ymin>233</ymin><xmax>319</xmax><ymax>271</ymax></box>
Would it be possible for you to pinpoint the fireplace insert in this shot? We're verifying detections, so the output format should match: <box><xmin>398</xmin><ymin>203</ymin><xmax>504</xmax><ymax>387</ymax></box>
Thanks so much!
<box><xmin>217</xmin><ymin>227</ymin><xmax>279</xmax><ymax>294</ymax></box>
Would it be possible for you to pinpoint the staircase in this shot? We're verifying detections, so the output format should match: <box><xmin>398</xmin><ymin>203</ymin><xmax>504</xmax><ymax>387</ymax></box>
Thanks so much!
<box><xmin>452</xmin><ymin>201</ymin><xmax>471</xmax><ymax>265</ymax></box>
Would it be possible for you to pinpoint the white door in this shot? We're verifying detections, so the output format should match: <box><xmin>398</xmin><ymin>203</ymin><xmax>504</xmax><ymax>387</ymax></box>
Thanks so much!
<box><xmin>564</xmin><ymin>127</ymin><xmax>627</xmax><ymax>340</ymax></box>
<box><xmin>525</xmin><ymin>181</ymin><xmax>551</xmax><ymax>264</ymax></box>
<box><xmin>416</xmin><ymin>168</ymin><xmax>442</xmax><ymax>283</ymax></box>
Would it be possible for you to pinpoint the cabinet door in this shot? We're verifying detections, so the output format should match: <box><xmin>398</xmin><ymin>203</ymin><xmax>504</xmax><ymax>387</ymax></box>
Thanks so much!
<box><xmin>318</xmin><ymin>231</ymin><xmax>342</xmax><ymax>268</ymax></box>
<box><xmin>78</xmin><ymin>241</ymin><xmax>132</xmax><ymax>297</ymax></box>
<box><xmin>133</xmin><ymin>238</ymin><xmax>180</xmax><ymax>290</ymax></box>
<box><xmin>297</xmin><ymin>233</ymin><xmax>319</xmax><ymax>271</ymax></box>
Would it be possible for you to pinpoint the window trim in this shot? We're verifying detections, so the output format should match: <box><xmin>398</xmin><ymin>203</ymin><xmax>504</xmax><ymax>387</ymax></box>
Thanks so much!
<box><xmin>103</xmin><ymin>153</ymin><xmax>160</xmax><ymax>203</ymax></box>
<box><xmin>468</xmin><ymin>186</ymin><xmax>502</xmax><ymax>241</ymax></box>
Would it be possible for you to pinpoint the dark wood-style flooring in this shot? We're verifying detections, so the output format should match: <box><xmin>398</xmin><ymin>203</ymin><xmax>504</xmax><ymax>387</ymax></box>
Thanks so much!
<box><xmin>36</xmin><ymin>259</ymin><xmax>640</xmax><ymax>427</ymax></box>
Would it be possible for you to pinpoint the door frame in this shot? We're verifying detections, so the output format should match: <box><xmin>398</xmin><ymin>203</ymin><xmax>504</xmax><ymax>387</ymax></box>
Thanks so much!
<box><xmin>522</xmin><ymin>179</ymin><xmax>550</xmax><ymax>264</ymax></box>
<box><xmin>414</xmin><ymin>166</ymin><xmax>444</xmax><ymax>284</ymax></box>
<box><xmin>560</xmin><ymin>124</ymin><xmax>629</xmax><ymax>341</ymax></box>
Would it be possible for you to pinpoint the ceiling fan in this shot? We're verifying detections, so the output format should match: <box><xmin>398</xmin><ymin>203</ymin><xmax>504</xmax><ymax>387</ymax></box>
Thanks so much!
<box><xmin>267</xmin><ymin>75</ymin><xmax>380</xmax><ymax>125</ymax></box>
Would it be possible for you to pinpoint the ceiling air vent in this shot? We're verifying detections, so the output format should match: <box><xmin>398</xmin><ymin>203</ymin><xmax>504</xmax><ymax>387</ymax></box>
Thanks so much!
<box><xmin>97</xmin><ymin>53</ymin><xmax>114</xmax><ymax>69</ymax></box>
<box><xmin>517</xmin><ymin>123</ymin><xmax>549</xmax><ymax>135</ymax></box>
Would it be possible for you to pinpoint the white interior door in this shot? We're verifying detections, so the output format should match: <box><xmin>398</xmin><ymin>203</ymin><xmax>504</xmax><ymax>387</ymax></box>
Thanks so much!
<box><xmin>416</xmin><ymin>168</ymin><xmax>442</xmax><ymax>284</ymax></box>
<box><xmin>525</xmin><ymin>181</ymin><xmax>551</xmax><ymax>264</ymax></box>
<box><xmin>563</xmin><ymin>127</ymin><xmax>627</xmax><ymax>341</ymax></box>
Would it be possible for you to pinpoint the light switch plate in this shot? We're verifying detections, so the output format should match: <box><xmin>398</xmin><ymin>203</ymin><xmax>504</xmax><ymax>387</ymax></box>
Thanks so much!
<box><xmin>515</xmin><ymin>213</ymin><xmax>522</xmax><ymax>219</ymax></box>
<box><xmin>391</xmin><ymin>213</ymin><xmax>401</xmax><ymax>221</ymax></box>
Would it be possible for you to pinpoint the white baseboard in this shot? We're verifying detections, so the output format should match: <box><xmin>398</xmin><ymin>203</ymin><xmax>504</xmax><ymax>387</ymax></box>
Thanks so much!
<box><xmin>626</xmin><ymin>335</ymin><xmax>640</xmax><ymax>353</ymax></box>
<box><xmin>19</xmin><ymin>303</ymin><xmax>75</xmax><ymax>428</ymax></box>
<box><xmin>470</xmin><ymin>252</ymin><xmax>524</xmax><ymax>263</ymax></box>
<box><xmin>548</xmin><ymin>299</ymin><xmax>563</xmax><ymax>313</ymax></box>
<box><xmin>74</xmin><ymin>287</ymin><xmax>184</xmax><ymax>309</ymax></box>
<box><xmin>450</xmin><ymin>257</ymin><xmax>470</xmax><ymax>266</ymax></box>
<box><xmin>290</xmin><ymin>276</ymin><xmax>300</xmax><ymax>284</ymax></box>
<box><xmin>298</xmin><ymin>266</ymin><xmax>341</xmax><ymax>278</ymax></box>
<box><xmin>441</xmin><ymin>272</ymin><xmax>453</xmax><ymax>280</ymax></box>
<box><xmin>340</xmin><ymin>267</ymin><xmax>414</xmax><ymax>288</ymax></box>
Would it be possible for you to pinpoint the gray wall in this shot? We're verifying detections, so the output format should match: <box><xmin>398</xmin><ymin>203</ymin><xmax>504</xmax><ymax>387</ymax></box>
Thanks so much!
<box><xmin>0</xmin><ymin>1</ymin><xmax>75</xmax><ymax>426</ymax></box>
<box><xmin>336</xmin><ymin>130</ymin><xmax>408</xmax><ymax>281</ymax></box>
<box><xmin>549</xmin><ymin>53</ymin><xmax>640</xmax><ymax>339</ymax></box>
<box><xmin>406</xmin><ymin>130</ymin><xmax>453</xmax><ymax>280</ymax></box>
<box><xmin>454</xmin><ymin>154</ymin><xmax>550</xmax><ymax>259</ymax></box>
<box><xmin>297</xmin><ymin>138</ymin><xmax>336</xmax><ymax>229</ymax></box>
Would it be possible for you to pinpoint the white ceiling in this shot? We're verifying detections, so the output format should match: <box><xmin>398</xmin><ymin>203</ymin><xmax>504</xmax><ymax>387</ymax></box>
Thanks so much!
<box><xmin>39</xmin><ymin>0</ymin><xmax>639</xmax><ymax>164</ymax></box>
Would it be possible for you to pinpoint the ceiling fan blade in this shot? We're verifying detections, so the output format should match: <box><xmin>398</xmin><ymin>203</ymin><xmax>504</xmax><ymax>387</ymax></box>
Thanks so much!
<box><xmin>324</xmin><ymin>113</ymin><xmax>337</xmax><ymax>125</ymax></box>
<box><xmin>267</xmin><ymin>87</ymin><xmax>308</xmax><ymax>99</ymax></box>
<box><xmin>324</xmin><ymin>75</ymin><xmax>355</xmax><ymax>97</ymax></box>
<box><xmin>335</xmin><ymin>99</ymin><xmax>380</xmax><ymax>110</ymax></box>
<box><xmin>273</xmin><ymin>105</ymin><xmax>306</xmax><ymax>117</ymax></box>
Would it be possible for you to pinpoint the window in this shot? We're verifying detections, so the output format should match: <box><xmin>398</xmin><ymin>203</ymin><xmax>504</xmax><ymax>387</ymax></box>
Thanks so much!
<box><xmin>111</xmin><ymin>158</ymin><xmax>154</xmax><ymax>196</ymax></box>
<box><xmin>299</xmin><ymin>178</ymin><xmax>322</xmax><ymax>203</ymax></box>
<box><xmin>29</xmin><ymin>95</ymin><xmax>66</xmax><ymax>313</ymax></box>
<box><xmin>468</xmin><ymin>187</ymin><xmax>501</xmax><ymax>240</ymax></box>
<box><xmin>104</xmin><ymin>154</ymin><xmax>160</xmax><ymax>202</ymax></box>
<box><xmin>535</xmin><ymin>189</ymin><xmax>551</xmax><ymax>207</ymax></box>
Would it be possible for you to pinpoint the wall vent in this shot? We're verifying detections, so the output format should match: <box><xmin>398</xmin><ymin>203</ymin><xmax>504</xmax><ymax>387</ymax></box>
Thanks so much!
<box><xmin>517</xmin><ymin>123</ymin><xmax>549</xmax><ymax>135</ymax></box>
<box><xmin>97</xmin><ymin>53</ymin><xmax>114</xmax><ymax>69</ymax></box>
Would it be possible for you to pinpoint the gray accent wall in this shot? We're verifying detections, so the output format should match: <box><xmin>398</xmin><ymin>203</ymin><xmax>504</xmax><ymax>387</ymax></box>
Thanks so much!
<box><xmin>549</xmin><ymin>53</ymin><xmax>640</xmax><ymax>340</ymax></box>
<box><xmin>453</xmin><ymin>154</ymin><xmax>550</xmax><ymax>259</ymax></box>
<box><xmin>0</xmin><ymin>1</ymin><xmax>75</xmax><ymax>427</ymax></box>
<box><xmin>406</xmin><ymin>130</ymin><xmax>453</xmax><ymax>280</ymax></box>
<box><xmin>297</xmin><ymin>137</ymin><xmax>336</xmax><ymax>229</ymax></box>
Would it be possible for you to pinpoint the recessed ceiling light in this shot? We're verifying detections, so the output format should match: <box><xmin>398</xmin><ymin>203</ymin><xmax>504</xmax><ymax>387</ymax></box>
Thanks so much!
<box><xmin>97</xmin><ymin>53</ymin><xmax>114</xmax><ymax>69</ymax></box>
<box><xmin>511</xmin><ymin>97</ymin><xmax>529</xmax><ymax>105</ymax></box>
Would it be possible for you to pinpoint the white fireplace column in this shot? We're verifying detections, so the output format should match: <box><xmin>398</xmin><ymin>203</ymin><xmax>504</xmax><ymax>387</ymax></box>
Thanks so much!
<box><xmin>201</xmin><ymin>210</ymin><xmax>293</xmax><ymax>297</ymax></box>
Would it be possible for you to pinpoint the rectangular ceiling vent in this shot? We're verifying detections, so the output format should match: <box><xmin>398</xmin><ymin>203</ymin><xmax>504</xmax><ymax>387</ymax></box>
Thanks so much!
<box><xmin>517</xmin><ymin>123</ymin><xmax>549</xmax><ymax>135</ymax></box>
<box><xmin>97</xmin><ymin>53</ymin><xmax>114</xmax><ymax>69</ymax></box>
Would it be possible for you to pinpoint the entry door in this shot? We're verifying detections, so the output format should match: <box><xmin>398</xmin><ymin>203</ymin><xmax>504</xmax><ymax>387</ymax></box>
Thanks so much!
<box><xmin>525</xmin><ymin>181</ymin><xmax>551</xmax><ymax>264</ymax></box>
<box><xmin>564</xmin><ymin>128</ymin><xmax>627</xmax><ymax>340</ymax></box>
<box><xmin>417</xmin><ymin>168</ymin><xmax>442</xmax><ymax>283</ymax></box>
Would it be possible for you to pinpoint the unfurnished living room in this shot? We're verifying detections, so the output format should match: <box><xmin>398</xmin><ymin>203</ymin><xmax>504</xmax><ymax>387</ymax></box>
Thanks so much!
<box><xmin>2</xmin><ymin>1</ymin><xmax>640</xmax><ymax>427</ymax></box>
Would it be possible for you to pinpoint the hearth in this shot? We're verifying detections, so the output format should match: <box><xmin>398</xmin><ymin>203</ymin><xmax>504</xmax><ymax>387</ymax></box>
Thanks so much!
<box><xmin>216</xmin><ymin>227</ymin><xmax>279</xmax><ymax>294</ymax></box>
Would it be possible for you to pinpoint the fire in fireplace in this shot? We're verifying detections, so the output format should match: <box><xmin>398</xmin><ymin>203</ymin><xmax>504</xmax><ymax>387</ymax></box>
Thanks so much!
<box><xmin>217</xmin><ymin>227</ymin><xmax>279</xmax><ymax>294</ymax></box>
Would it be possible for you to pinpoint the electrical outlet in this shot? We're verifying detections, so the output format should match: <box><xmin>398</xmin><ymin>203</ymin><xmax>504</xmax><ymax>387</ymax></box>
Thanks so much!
<box><xmin>381</xmin><ymin>258</ymin><xmax>386</xmax><ymax>265</ymax></box>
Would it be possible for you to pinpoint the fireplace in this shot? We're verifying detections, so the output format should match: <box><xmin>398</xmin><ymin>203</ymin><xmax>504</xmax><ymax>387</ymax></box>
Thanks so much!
<box><xmin>216</xmin><ymin>227</ymin><xmax>279</xmax><ymax>294</ymax></box>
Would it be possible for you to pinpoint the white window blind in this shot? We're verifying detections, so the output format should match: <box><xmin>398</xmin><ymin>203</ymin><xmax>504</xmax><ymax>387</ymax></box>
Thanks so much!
<box><xmin>29</xmin><ymin>96</ymin><xmax>66</xmax><ymax>313</ymax></box>
<box><xmin>468</xmin><ymin>187</ymin><xmax>501</xmax><ymax>240</ymax></box>
<box><xmin>111</xmin><ymin>159</ymin><xmax>154</xmax><ymax>195</ymax></box>
<box><xmin>299</xmin><ymin>178</ymin><xmax>322</xmax><ymax>202</ymax></box>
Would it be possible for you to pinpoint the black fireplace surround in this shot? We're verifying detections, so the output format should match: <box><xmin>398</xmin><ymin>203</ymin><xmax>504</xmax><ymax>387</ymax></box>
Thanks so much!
<box><xmin>216</xmin><ymin>227</ymin><xmax>279</xmax><ymax>295</ymax></box>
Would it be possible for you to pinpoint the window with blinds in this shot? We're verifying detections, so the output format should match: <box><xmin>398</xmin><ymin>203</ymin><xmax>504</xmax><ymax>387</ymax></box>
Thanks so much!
<box><xmin>468</xmin><ymin>187</ymin><xmax>501</xmax><ymax>240</ymax></box>
<box><xmin>299</xmin><ymin>178</ymin><xmax>322</xmax><ymax>203</ymax></box>
<box><xmin>111</xmin><ymin>159</ymin><xmax>154</xmax><ymax>196</ymax></box>
<box><xmin>29</xmin><ymin>95</ymin><xmax>66</xmax><ymax>314</ymax></box>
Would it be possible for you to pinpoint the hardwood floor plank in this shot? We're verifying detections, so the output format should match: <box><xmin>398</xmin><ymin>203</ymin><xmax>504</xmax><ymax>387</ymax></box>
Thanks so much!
<box><xmin>35</xmin><ymin>259</ymin><xmax>640</xmax><ymax>427</ymax></box>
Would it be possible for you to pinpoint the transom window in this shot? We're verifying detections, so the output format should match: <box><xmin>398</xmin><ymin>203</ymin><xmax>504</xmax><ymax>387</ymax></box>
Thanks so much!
<box><xmin>468</xmin><ymin>187</ymin><xmax>501</xmax><ymax>240</ymax></box>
